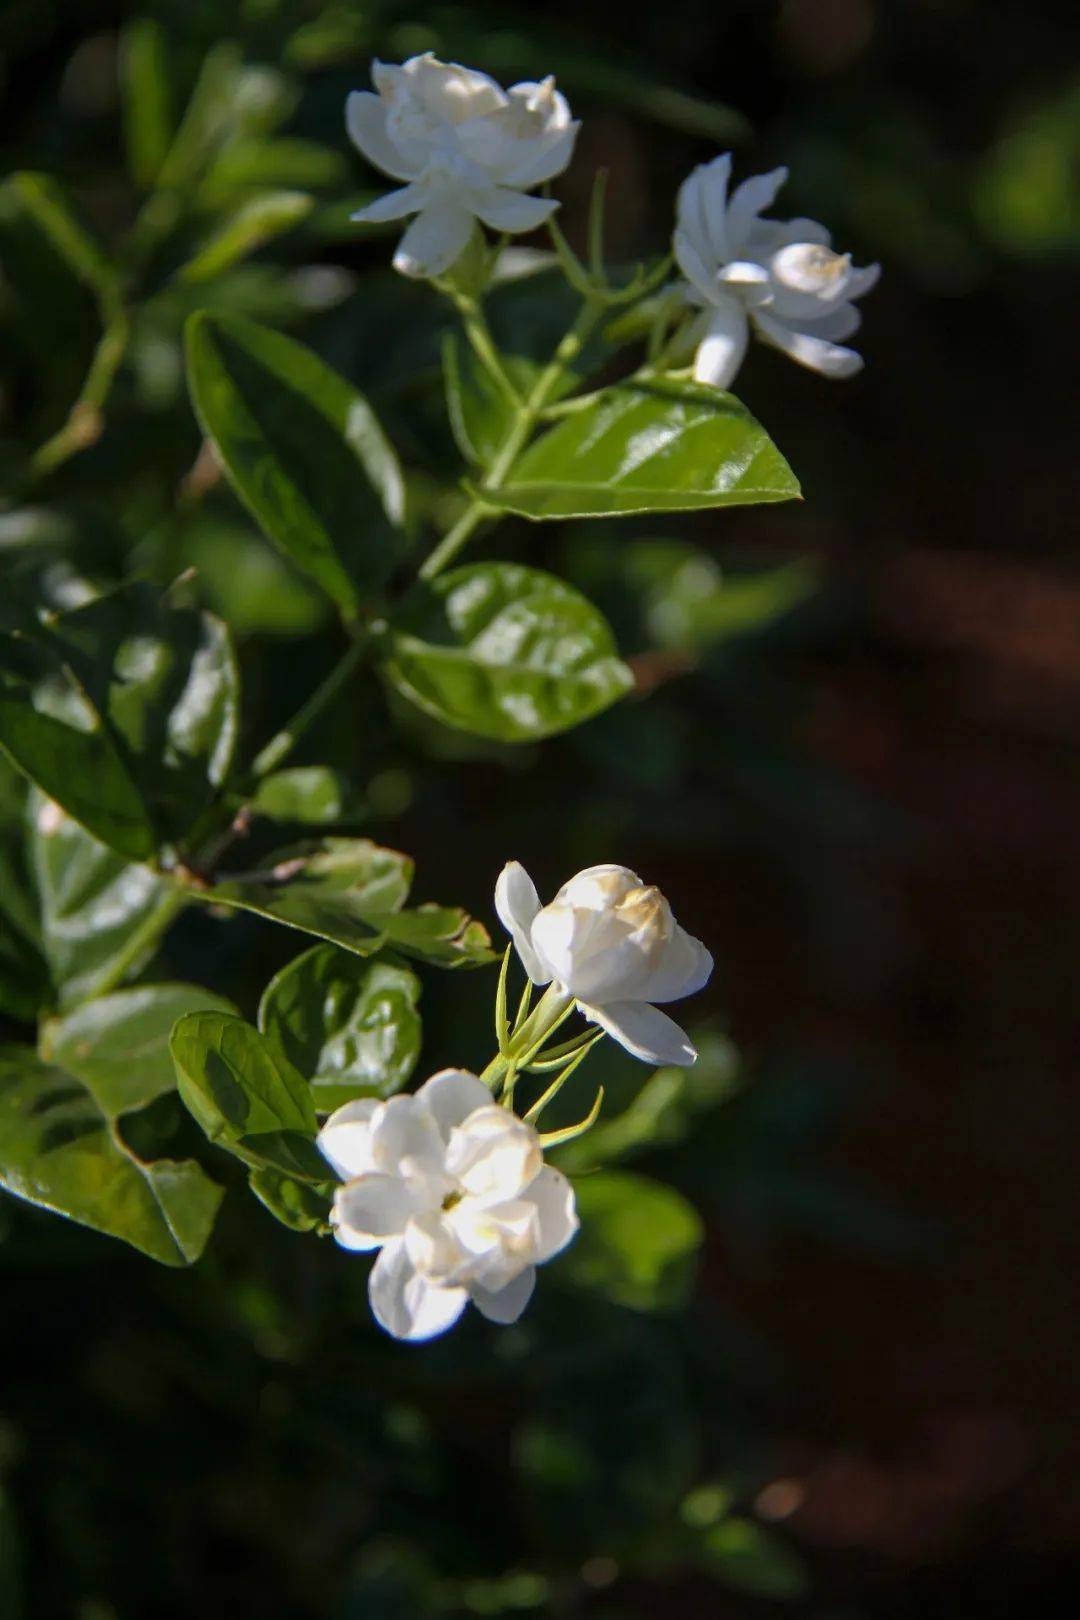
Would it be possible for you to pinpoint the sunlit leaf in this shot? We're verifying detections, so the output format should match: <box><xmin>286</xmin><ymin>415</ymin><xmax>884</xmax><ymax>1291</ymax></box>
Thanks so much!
<box><xmin>121</xmin><ymin>19</ymin><xmax>174</xmax><ymax>187</ymax></box>
<box><xmin>381</xmin><ymin>564</ymin><xmax>633</xmax><ymax>742</ymax></box>
<box><xmin>248</xmin><ymin>1164</ymin><xmax>331</xmax><ymax>1232</ymax></box>
<box><xmin>560</xmin><ymin>1169</ymin><xmax>704</xmax><ymax>1310</ymax></box>
<box><xmin>487</xmin><ymin>380</ymin><xmax>799</xmax><ymax>519</ymax></box>
<box><xmin>185</xmin><ymin>313</ymin><xmax>405</xmax><ymax>610</ymax></box>
<box><xmin>259</xmin><ymin>944</ymin><xmax>421</xmax><ymax>1110</ymax></box>
<box><xmin>179</xmin><ymin>190</ymin><xmax>314</xmax><ymax>283</ymax></box>
<box><xmin>251</xmin><ymin>766</ymin><xmax>355</xmax><ymax>825</ymax></box>
<box><xmin>0</xmin><ymin>1046</ymin><xmax>222</xmax><ymax>1266</ymax></box>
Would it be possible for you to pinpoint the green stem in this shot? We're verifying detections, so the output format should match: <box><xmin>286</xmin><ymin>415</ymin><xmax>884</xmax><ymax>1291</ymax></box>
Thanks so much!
<box><xmin>452</xmin><ymin>291</ymin><xmax>521</xmax><ymax>406</ymax></box>
<box><xmin>250</xmin><ymin>631</ymin><xmax>369</xmax><ymax>780</ymax></box>
<box><xmin>28</xmin><ymin>309</ymin><xmax>130</xmax><ymax>482</ymax></box>
<box><xmin>90</xmin><ymin>883</ymin><xmax>189</xmax><ymax>998</ymax></box>
<box><xmin>480</xmin><ymin>983</ymin><xmax>574</xmax><ymax>1091</ymax></box>
<box><xmin>419</xmin><ymin>298</ymin><xmax>604</xmax><ymax>582</ymax></box>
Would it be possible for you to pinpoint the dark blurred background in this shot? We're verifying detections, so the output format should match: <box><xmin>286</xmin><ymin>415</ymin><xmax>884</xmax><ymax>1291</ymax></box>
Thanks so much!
<box><xmin>1</xmin><ymin>1</ymin><xmax>1078</xmax><ymax>1616</ymax></box>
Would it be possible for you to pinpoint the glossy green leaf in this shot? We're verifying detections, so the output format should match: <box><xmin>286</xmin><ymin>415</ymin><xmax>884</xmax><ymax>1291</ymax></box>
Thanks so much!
<box><xmin>561</xmin><ymin>1170</ymin><xmax>704</xmax><ymax>1310</ymax></box>
<box><xmin>0</xmin><ymin>583</ymin><xmax>238</xmax><ymax>858</ymax></box>
<box><xmin>702</xmin><ymin>1519</ymin><xmax>811</xmax><ymax>1600</ymax></box>
<box><xmin>248</xmin><ymin>1165</ymin><xmax>331</xmax><ymax>1232</ymax></box>
<box><xmin>259</xmin><ymin>944</ymin><xmax>421</xmax><ymax>1110</ymax></box>
<box><xmin>488</xmin><ymin>379</ymin><xmax>799</xmax><ymax>519</ymax></box>
<box><xmin>381</xmin><ymin>564</ymin><xmax>634</xmax><ymax>742</ymax></box>
<box><xmin>197</xmin><ymin>838</ymin><xmax>494</xmax><ymax>968</ymax></box>
<box><xmin>251</xmin><ymin>765</ymin><xmax>355</xmax><ymax>824</ymax></box>
<box><xmin>40</xmin><ymin>983</ymin><xmax>236</xmax><ymax>1119</ymax></box>
<box><xmin>0</xmin><ymin>1047</ymin><xmax>222</xmax><ymax>1266</ymax></box>
<box><xmin>30</xmin><ymin>795</ymin><xmax>178</xmax><ymax>1009</ymax></box>
<box><xmin>170</xmin><ymin>1011</ymin><xmax>325</xmax><ymax>1181</ymax></box>
<box><xmin>179</xmin><ymin>190</ymin><xmax>313</xmax><ymax>283</ymax></box>
<box><xmin>185</xmin><ymin>312</ymin><xmax>405</xmax><ymax>610</ymax></box>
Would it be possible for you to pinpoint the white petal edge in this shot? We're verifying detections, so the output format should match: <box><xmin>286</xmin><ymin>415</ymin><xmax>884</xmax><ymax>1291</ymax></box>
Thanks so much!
<box><xmin>469</xmin><ymin>1265</ymin><xmax>536</xmax><ymax>1325</ymax></box>
<box><xmin>753</xmin><ymin>310</ymin><xmax>864</xmax><ymax>378</ymax></box>
<box><xmin>345</xmin><ymin>91</ymin><xmax>419</xmax><ymax>182</ymax></box>
<box><xmin>415</xmin><ymin>1068</ymin><xmax>493</xmax><ymax>1138</ymax></box>
<box><xmin>523</xmin><ymin>1165</ymin><xmax>579</xmax><ymax>1262</ymax></box>
<box><xmin>694</xmin><ymin>298</ymin><xmax>750</xmax><ymax>390</ymax></box>
<box><xmin>637</xmin><ymin>926</ymin><xmax>714</xmax><ymax>1004</ymax></box>
<box><xmin>351</xmin><ymin>183</ymin><xmax>427</xmax><ymax>224</ymax></box>
<box><xmin>317</xmin><ymin>1098</ymin><xmax>379</xmax><ymax>1180</ymax></box>
<box><xmin>500</xmin><ymin>124</ymin><xmax>580</xmax><ymax>188</ymax></box>
<box><xmin>368</xmin><ymin>1237</ymin><xmax>468</xmax><ymax>1341</ymax></box>
<box><xmin>392</xmin><ymin>200</ymin><xmax>475</xmax><ymax>279</ymax></box>
<box><xmin>495</xmin><ymin>861</ymin><xmax>550</xmax><ymax>985</ymax></box>
<box><xmin>333</xmin><ymin>1172</ymin><xmax>422</xmax><ymax>1250</ymax></box>
<box><xmin>582</xmin><ymin>998</ymin><xmax>698</xmax><ymax>1067</ymax></box>
<box><xmin>469</xmin><ymin>187</ymin><xmax>558</xmax><ymax>233</ymax></box>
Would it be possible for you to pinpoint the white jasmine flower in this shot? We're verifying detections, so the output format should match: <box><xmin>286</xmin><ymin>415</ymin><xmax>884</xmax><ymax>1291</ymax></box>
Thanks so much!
<box><xmin>346</xmin><ymin>54</ymin><xmax>579</xmax><ymax>279</ymax></box>
<box><xmin>674</xmin><ymin>152</ymin><xmax>880</xmax><ymax>389</ymax></box>
<box><xmin>319</xmin><ymin>1070</ymin><xmax>578</xmax><ymax>1342</ymax></box>
<box><xmin>495</xmin><ymin>863</ymin><xmax>713</xmax><ymax>1068</ymax></box>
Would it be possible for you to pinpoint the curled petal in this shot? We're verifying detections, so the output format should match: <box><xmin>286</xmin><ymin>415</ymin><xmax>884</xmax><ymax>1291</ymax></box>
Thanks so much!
<box><xmin>444</xmin><ymin>1107</ymin><xmax>542</xmax><ymax>1202</ymax></box>
<box><xmin>845</xmin><ymin>262</ymin><xmax>881</xmax><ymax>301</ymax></box>
<box><xmin>469</xmin><ymin>186</ymin><xmax>558</xmax><ymax>233</ymax></box>
<box><xmin>415</xmin><ymin>1068</ymin><xmax>493</xmax><ymax>1139</ymax></box>
<box><xmin>351</xmin><ymin>183</ymin><xmax>427</xmax><ymax>224</ymax></box>
<box><xmin>368</xmin><ymin>1237</ymin><xmax>468</xmax><ymax>1341</ymax></box>
<box><xmin>333</xmin><ymin>1172</ymin><xmax>422</xmax><ymax>1250</ymax></box>
<box><xmin>345</xmin><ymin>90</ymin><xmax>419</xmax><ymax>181</ymax></box>
<box><xmin>582</xmin><ymin>998</ymin><xmax>697</xmax><ymax>1067</ymax></box>
<box><xmin>499</xmin><ymin>123</ymin><xmax>579</xmax><ymax>188</ymax></box>
<box><xmin>469</xmin><ymin>1265</ymin><xmax>536</xmax><ymax>1324</ymax></box>
<box><xmin>368</xmin><ymin>1094</ymin><xmax>446</xmax><ymax>1174</ymax></box>
<box><xmin>317</xmin><ymin>1098</ymin><xmax>379</xmax><ymax>1180</ymax></box>
<box><xmin>673</xmin><ymin>224</ymin><xmax>721</xmax><ymax>308</ymax></box>
<box><xmin>495</xmin><ymin>861</ymin><xmax>549</xmax><ymax>985</ymax></box>
<box><xmin>753</xmin><ymin>309</ymin><xmax>863</xmax><ymax>378</ymax></box>
<box><xmin>637</xmin><ymin>925</ymin><xmax>714</xmax><ymax>1004</ymax></box>
<box><xmin>524</xmin><ymin>1165</ymin><xmax>580</xmax><ymax>1261</ymax></box>
<box><xmin>726</xmin><ymin>166</ymin><xmax>789</xmax><ymax>243</ymax></box>
<box><xmin>693</xmin><ymin>298</ymin><xmax>750</xmax><ymax>390</ymax></box>
<box><xmin>392</xmin><ymin>199</ymin><xmax>475</xmax><ymax>278</ymax></box>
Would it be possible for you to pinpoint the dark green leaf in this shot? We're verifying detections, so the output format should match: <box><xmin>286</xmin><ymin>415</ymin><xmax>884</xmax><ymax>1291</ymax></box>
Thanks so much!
<box><xmin>381</xmin><ymin>564</ymin><xmax>634</xmax><ymax>742</ymax></box>
<box><xmin>121</xmin><ymin>19</ymin><xmax>174</xmax><ymax>187</ymax></box>
<box><xmin>170</xmin><ymin>1011</ymin><xmax>325</xmax><ymax>1181</ymax></box>
<box><xmin>0</xmin><ymin>1046</ymin><xmax>222</xmax><ymax>1266</ymax></box>
<box><xmin>0</xmin><ymin>583</ymin><xmax>238</xmax><ymax>858</ymax></box>
<box><xmin>442</xmin><ymin>331</ymin><xmax>539</xmax><ymax>466</ymax></box>
<box><xmin>259</xmin><ymin>944</ymin><xmax>421</xmax><ymax>1110</ymax></box>
<box><xmin>1</xmin><ymin>173</ymin><xmax>117</xmax><ymax>304</ymax></box>
<box><xmin>185</xmin><ymin>312</ymin><xmax>405</xmax><ymax>609</ymax></box>
<box><xmin>40</xmin><ymin>983</ymin><xmax>237</xmax><ymax>1119</ymax></box>
<box><xmin>0</xmin><ymin>759</ymin><xmax>49</xmax><ymax>1019</ymax></box>
<box><xmin>701</xmin><ymin>1519</ymin><xmax>811</xmax><ymax>1600</ymax></box>
<box><xmin>561</xmin><ymin>1170</ymin><xmax>704</xmax><ymax>1310</ymax></box>
<box><xmin>248</xmin><ymin>1165</ymin><xmax>331</xmax><ymax>1232</ymax></box>
<box><xmin>488</xmin><ymin>380</ymin><xmax>799</xmax><ymax>519</ymax></box>
<box><xmin>252</xmin><ymin>766</ymin><xmax>355</xmax><ymax>825</ymax></box>
<box><xmin>30</xmin><ymin>795</ymin><xmax>179</xmax><ymax>1009</ymax></box>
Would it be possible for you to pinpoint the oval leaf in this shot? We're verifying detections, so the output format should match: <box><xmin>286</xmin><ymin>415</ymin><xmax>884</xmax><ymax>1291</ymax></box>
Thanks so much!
<box><xmin>0</xmin><ymin>1046</ymin><xmax>222</xmax><ymax>1267</ymax></box>
<box><xmin>185</xmin><ymin>312</ymin><xmax>405</xmax><ymax>609</ymax></box>
<box><xmin>251</xmin><ymin>765</ymin><xmax>354</xmax><ymax>824</ymax></box>
<box><xmin>259</xmin><ymin>944</ymin><xmax>421</xmax><ymax>1110</ymax></box>
<box><xmin>561</xmin><ymin>1169</ymin><xmax>704</xmax><ymax>1310</ymax></box>
<box><xmin>487</xmin><ymin>379</ymin><xmax>799</xmax><ymax>519</ymax></box>
<box><xmin>382</xmin><ymin>563</ymin><xmax>634</xmax><ymax>742</ymax></box>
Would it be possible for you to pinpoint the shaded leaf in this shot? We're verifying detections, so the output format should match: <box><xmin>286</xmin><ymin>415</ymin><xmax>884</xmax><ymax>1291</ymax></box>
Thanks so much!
<box><xmin>185</xmin><ymin>312</ymin><xmax>405</xmax><ymax>610</ymax></box>
<box><xmin>488</xmin><ymin>380</ymin><xmax>799</xmax><ymax>519</ymax></box>
<box><xmin>0</xmin><ymin>758</ymin><xmax>49</xmax><ymax>1020</ymax></box>
<box><xmin>121</xmin><ymin>18</ymin><xmax>174</xmax><ymax>187</ymax></box>
<box><xmin>561</xmin><ymin>1170</ymin><xmax>704</xmax><ymax>1310</ymax></box>
<box><xmin>179</xmin><ymin>190</ymin><xmax>314</xmax><ymax>283</ymax></box>
<box><xmin>442</xmin><ymin>330</ymin><xmax>540</xmax><ymax>465</ymax></box>
<box><xmin>382</xmin><ymin>564</ymin><xmax>633</xmax><ymax>742</ymax></box>
<box><xmin>259</xmin><ymin>944</ymin><xmax>421</xmax><ymax>1110</ymax></box>
<box><xmin>40</xmin><ymin>983</ymin><xmax>237</xmax><ymax>1119</ymax></box>
<box><xmin>701</xmin><ymin>1519</ymin><xmax>811</xmax><ymax>1600</ymax></box>
<box><xmin>248</xmin><ymin>1165</ymin><xmax>331</xmax><ymax>1232</ymax></box>
<box><xmin>0</xmin><ymin>1046</ymin><xmax>222</xmax><ymax>1266</ymax></box>
<box><xmin>252</xmin><ymin>765</ymin><xmax>355</xmax><ymax>825</ymax></box>
<box><xmin>170</xmin><ymin>1011</ymin><xmax>325</xmax><ymax>1181</ymax></box>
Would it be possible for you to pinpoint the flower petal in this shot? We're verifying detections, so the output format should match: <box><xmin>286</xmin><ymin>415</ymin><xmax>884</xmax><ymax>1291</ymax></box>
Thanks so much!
<box><xmin>693</xmin><ymin>298</ymin><xmax>749</xmax><ymax>390</ymax></box>
<box><xmin>753</xmin><ymin>309</ymin><xmax>863</xmax><ymax>378</ymax></box>
<box><xmin>345</xmin><ymin>91</ymin><xmax>419</xmax><ymax>181</ymax></box>
<box><xmin>444</xmin><ymin>1106</ymin><xmax>542</xmax><ymax>1202</ymax></box>
<box><xmin>673</xmin><ymin>224</ymin><xmax>721</xmax><ymax>307</ymax></box>
<box><xmin>500</xmin><ymin>123</ymin><xmax>579</xmax><ymax>187</ymax></box>
<box><xmin>582</xmin><ymin>999</ymin><xmax>697</xmax><ymax>1067</ymax></box>
<box><xmin>368</xmin><ymin>1237</ymin><xmax>468</xmax><ymax>1341</ymax></box>
<box><xmin>392</xmin><ymin>200</ymin><xmax>475</xmax><ymax>279</ymax></box>
<box><xmin>469</xmin><ymin>1265</ymin><xmax>536</xmax><ymax>1324</ymax></box>
<box><xmin>368</xmin><ymin>1094</ymin><xmax>446</xmax><ymax>1174</ymax></box>
<box><xmin>726</xmin><ymin>166</ymin><xmax>789</xmax><ymax>241</ymax></box>
<box><xmin>495</xmin><ymin>861</ymin><xmax>550</xmax><ymax>985</ymax></box>
<box><xmin>637</xmin><ymin>925</ymin><xmax>713</xmax><ymax>1004</ymax></box>
<box><xmin>351</xmin><ymin>183</ymin><xmax>427</xmax><ymax>224</ymax></box>
<box><xmin>523</xmin><ymin>1165</ymin><xmax>579</xmax><ymax>1261</ymax></box>
<box><xmin>415</xmin><ymin>1068</ymin><xmax>493</xmax><ymax>1138</ymax></box>
<box><xmin>317</xmin><ymin>1098</ymin><xmax>379</xmax><ymax>1180</ymax></box>
<box><xmin>333</xmin><ymin>1172</ymin><xmax>423</xmax><ymax>1250</ymax></box>
<box><xmin>469</xmin><ymin>187</ymin><xmax>558</xmax><ymax>233</ymax></box>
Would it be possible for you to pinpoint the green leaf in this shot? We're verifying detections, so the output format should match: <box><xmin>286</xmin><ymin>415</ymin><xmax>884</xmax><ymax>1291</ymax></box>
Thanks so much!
<box><xmin>170</xmin><ymin>1011</ymin><xmax>326</xmax><ymax>1181</ymax></box>
<box><xmin>632</xmin><ymin>546</ymin><xmax>819</xmax><ymax>653</ymax></box>
<box><xmin>381</xmin><ymin>564</ymin><xmax>634</xmax><ymax>742</ymax></box>
<box><xmin>487</xmin><ymin>379</ymin><xmax>799</xmax><ymax>519</ymax></box>
<box><xmin>196</xmin><ymin>837</ymin><xmax>494</xmax><ymax>968</ymax></box>
<box><xmin>30</xmin><ymin>795</ymin><xmax>179</xmax><ymax>1009</ymax></box>
<box><xmin>248</xmin><ymin>1165</ymin><xmax>331</xmax><ymax>1232</ymax></box>
<box><xmin>121</xmin><ymin>19</ymin><xmax>174</xmax><ymax>187</ymax></box>
<box><xmin>179</xmin><ymin>190</ymin><xmax>314</xmax><ymax>283</ymax></box>
<box><xmin>40</xmin><ymin>983</ymin><xmax>237</xmax><ymax>1119</ymax></box>
<box><xmin>0</xmin><ymin>1046</ymin><xmax>222</xmax><ymax>1266</ymax></box>
<box><xmin>561</xmin><ymin>1170</ymin><xmax>704</xmax><ymax>1310</ymax></box>
<box><xmin>2</xmin><ymin>173</ymin><xmax>117</xmax><ymax>304</ymax></box>
<box><xmin>251</xmin><ymin>765</ymin><xmax>355</xmax><ymax>824</ymax></box>
<box><xmin>185</xmin><ymin>312</ymin><xmax>405</xmax><ymax>610</ymax></box>
<box><xmin>442</xmin><ymin>330</ymin><xmax>540</xmax><ymax>465</ymax></box>
<box><xmin>259</xmin><ymin>944</ymin><xmax>421</xmax><ymax>1110</ymax></box>
<box><xmin>0</xmin><ymin>582</ymin><xmax>238</xmax><ymax>859</ymax></box>
<box><xmin>0</xmin><ymin>759</ymin><xmax>49</xmax><ymax>1019</ymax></box>
<box><xmin>198</xmin><ymin>137</ymin><xmax>347</xmax><ymax>205</ymax></box>
<box><xmin>701</xmin><ymin>1519</ymin><xmax>811</xmax><ymax>1600</ymax></box>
